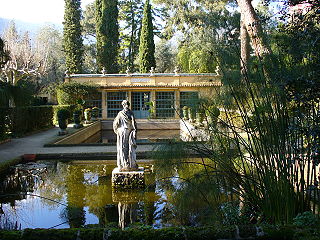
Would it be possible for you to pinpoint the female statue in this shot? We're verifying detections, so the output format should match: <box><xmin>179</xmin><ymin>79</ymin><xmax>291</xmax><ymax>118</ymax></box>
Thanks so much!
<box><xmin>113</xmin><ymin>100</ymin><xmax>138</xmax><ymax>171</ymax></box>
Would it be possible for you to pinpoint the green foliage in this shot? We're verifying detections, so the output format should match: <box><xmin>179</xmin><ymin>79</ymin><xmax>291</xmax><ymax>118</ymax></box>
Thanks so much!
<box><xmin>91</xmin><ymin>107</ymin><xmax>99</xmax><ymax>118</ymax></box>
<box><xmin>0</xmin><ymin>158</ymin><xmax>21</xmax><ymax>178</ymax></box>
<box><xmin>155</xmin><ymin>39</ymin><xmax>175</xmax><ymax>73</ymax></box>
<box><xmin>11</xmin><ymin>106</ymin><xmax>54</xmax><ymax>136</ymax></box>
<box><xmin>293</xmin><ymin>212</ymin><xmax>319</xmax><ymax>227</ymax></box>
<box><xmin>56</xmin><ymin>82</ymin><xmax>98</xmax><ymax>105</ymax></box>
<box><xmin>57</xmin><ymin>108</ymin><xmax>71</xmax><ymax>120</ymax></box>
<box><xmin>63</xmin><ymin>0</ymin><xmax>84</xmax><ymax>74</ymax></box>
<box><xmin>0</xmin><ymin>107</ymin><xmax>10</xmax><ymax>140</ymax></box>
<box><xmin>0</xmin><ymin>81</ymin><xmax>36</xmax><ymax>107</ymax></box>
<box><xmin>118</xmin><ymin>0</ymin><xmax>144</xmax><ymax>72</ymax></box>
<box><xmin>177</xmin><ymin>45</ymin><xmax>216</xmax><ymax>73</ymax></box>
<box><xmin>52</xmin><ymin>105</ymin><xmax>75</xmax><ymax>124</ymax></box>
<box><xmin>2</xmin><ymin>225</ymin><xmax>320</xmax><ymax>240</ymax></box>
<box><xmin>139</xmin><ymin>0</ymin><xmax>156</xmax><ymax>73</ymax></box>
<box><xmin>153</xmin><ymin>4</ymin><xmax>320</xmax><ymax>226</ymax></box>
<box><xmin>95</xmin><ymin>0</ymin><xmax>119</xmax><ymax>73</ymax></box>
<box><xmin>0</xmin><ymin>106</ymin><xmax>54</xmax><ymax>139</ymax></box>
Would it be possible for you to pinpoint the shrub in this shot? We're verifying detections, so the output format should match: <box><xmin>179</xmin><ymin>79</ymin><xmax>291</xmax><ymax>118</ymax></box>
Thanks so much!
<box><xmin>56</xmin><ymin>82</ymin><xmax>98</xmax><ymax>105</ymax></box>
<box><xmin>52</xmin><ymin>105</ymin><xmax>75</xmax><ymax>125</ymax></box>
<box><xmin>91</xmin><ymin>107</ymin><xmax>99</xmax><ymax>118</ymax></box>
<box><xmin>0</xmin><ymin>107</ymin><xmax>11</xmax><ymax>140</ymax></box>
<box><xmin>11</xmin><ymin>106</ymin><xmax>54</xmax><ymax>136</ymax></box>
<box><xmin>57</xmin><ymin>109</ymin><xmax>71</xmax><ymax>120</ymax></box>
<box><xmin>293</xmin><ymin>211</ymin><xmax>319</xmax><ymax>227</ymax></box>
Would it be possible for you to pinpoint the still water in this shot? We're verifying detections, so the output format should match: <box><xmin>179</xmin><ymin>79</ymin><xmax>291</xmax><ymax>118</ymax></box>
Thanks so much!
<box><xmin>83</xmin><ymin>130</ymin><xmax>180</xmax><ymax>143</ymax></box>
<box><xmin>0</xmin><ymin>160</ymin><xmax>226</xmax><ymax>230</ymax></box>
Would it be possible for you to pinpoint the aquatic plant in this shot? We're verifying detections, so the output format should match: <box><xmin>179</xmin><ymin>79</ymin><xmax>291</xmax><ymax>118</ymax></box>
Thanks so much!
<box><xmin>153</xmin><ymin>5</ymin><xmax>320</xmax><ymax>224</ymax></box>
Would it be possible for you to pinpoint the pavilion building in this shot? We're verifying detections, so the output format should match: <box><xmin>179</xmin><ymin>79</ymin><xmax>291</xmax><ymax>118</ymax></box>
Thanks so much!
<box><xmin>65</xmin><ymin>72</ymin><xmax>222</xmax><ymax>120</ymax></box>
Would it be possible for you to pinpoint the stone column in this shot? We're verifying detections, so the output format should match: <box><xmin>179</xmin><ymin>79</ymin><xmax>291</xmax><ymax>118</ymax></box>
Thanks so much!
<box><xmin>174</xmin><ymin>90</ymin><xmax>180</xmax><ymax>119</ymax></box>
<box><xmin>102</xmin><ymin>91</ymin><xmax>107</xmax><ymax>119</ymax></box>
<box><xmin>151</xmin><ymin>90</ymin><xmax>156</xmax><ymax>117</ymax></box>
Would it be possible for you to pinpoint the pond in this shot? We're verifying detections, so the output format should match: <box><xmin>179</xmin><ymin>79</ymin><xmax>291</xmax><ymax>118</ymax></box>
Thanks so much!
<box><xmin>0</xmin><ymin>159</ymin><xmax>235</xmax><ymax>230</ymax></box>
<box><xmin>83</xmin><ymin>130</ymin><xmax>180</xmax><ymax>143</ymax></box>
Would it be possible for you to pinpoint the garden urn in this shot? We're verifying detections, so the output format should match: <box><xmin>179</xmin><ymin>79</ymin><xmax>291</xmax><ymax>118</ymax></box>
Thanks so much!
<box><xmin>182</xmin><ymin>106</ymin><xmax>189</xmax><ymax>120</ymax></box>
<box><xmin>91</xmin><ymin>107</ymin><xmax>99</xmax><ymax>120</ymax></box>
<box><xmin>73</xmin><ymin>110</ymin><xmax>83</xmax><ymax>129</ymax></box>
<box><xmin>84</xmin><ymin>108</ymin><xmax>92</xmax><ymax>123</ymax></box>
<box><xmin>57</xmin><ymin>109</ymin><xmax>70</xmax><ymax>135</ymax></box>
<box><xmin>188</xmin><ymin>108</ymin><xmax>195</xmax><ymax>123</ymax></box>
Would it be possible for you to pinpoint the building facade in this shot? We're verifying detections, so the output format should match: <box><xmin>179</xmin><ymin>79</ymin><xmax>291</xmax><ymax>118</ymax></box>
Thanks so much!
<box><xmin>65</xmin><ymin>72</ymin><xmax>222</xmax><ymax>119</ymax></box>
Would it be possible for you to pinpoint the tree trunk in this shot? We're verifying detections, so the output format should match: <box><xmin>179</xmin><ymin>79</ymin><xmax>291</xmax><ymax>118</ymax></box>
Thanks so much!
<box><xmin>236</xmin><ymin>0</ymin><xmax>271</xmax><ymax>60</ymax></box>
<box><xmin>240</xmin><ymin>13</ymin><xmax>250</xmax><ymax>75</ymax></box>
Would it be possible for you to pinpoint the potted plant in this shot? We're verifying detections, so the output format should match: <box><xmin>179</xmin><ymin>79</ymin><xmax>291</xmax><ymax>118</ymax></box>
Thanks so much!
<box><xmin>146</xmin><ymin>101</ymin><xmax>156</xmax><ymax>119</ymax></box>
<box><xmin>182</xmin><ymin>106</ymin><xmax>189</xmax><ymax>120</ymax></box>
<box><xmin>84</xmin><ymin>108</ymin><xmax>92</xmax><ymax>123</ymax></box>
<box><xmin>188</xmin><ymin>107</ymin><xmax>195</xmax><ymax>123</ymax></box>
<box><xmin>91</xmin><ymin>107</ymin><xmax>99</xmax><ymax>120</ymax></box>
<box><xmin>196</xmin><ymin>111</ymin><xmax>204</xmax><ymax>127</ymax></box>
<box><xmin>57</xmin><ymin>109</ymin><xmax>70</xmax><ymax>135</ymax></box>
<box><xmin>73</xmin><ymin>109</ymin><xmax>83</xmax><ymax>129</ymax></box>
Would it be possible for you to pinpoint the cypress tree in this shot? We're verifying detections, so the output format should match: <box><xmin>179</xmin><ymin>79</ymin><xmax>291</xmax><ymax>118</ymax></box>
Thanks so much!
<box><xmin>138</xmin><ymin>0</ymin><xmax>155</xmax><ymax>73</ymax></box>
<box><xmin>95</xmin><ymin>0</ymin><xmax>119</xmax><ymax>73</ymax></box>
<box><xmin>63</xmin><ymin>0</ymin><xmax>84</xmax><ymax>74</ymax></box>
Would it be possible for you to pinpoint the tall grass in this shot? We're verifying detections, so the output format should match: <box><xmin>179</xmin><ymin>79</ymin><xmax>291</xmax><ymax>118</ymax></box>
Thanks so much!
<box><xmin>153</xmin><ymin>5</ymin><xmax>320</xmax><ymax>224</ymax></box>
<box><xmin>154</xmin><ymin>67</ymin><xmax>319</xmax><ymax>224</ymax></box>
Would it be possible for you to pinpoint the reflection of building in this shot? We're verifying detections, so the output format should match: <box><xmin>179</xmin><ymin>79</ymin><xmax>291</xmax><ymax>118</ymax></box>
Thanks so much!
<box><xmin>65</xmin><ymin>73</ymin><xmax>221</xmax><ymax>119</ymax></box>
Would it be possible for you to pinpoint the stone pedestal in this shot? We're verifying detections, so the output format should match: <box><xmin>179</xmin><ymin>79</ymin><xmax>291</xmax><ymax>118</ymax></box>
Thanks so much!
<box><xmin>112</xmin><ymin>167</ymin><xmax>145</xmax><ymax>189</ymax></box>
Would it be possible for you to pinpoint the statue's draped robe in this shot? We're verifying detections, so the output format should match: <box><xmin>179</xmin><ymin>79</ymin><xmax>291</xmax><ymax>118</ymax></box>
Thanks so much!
<box><xmin>113</xmin><ymin>110</ymin><xmax>137</xmax><ymax>170</ymax></box>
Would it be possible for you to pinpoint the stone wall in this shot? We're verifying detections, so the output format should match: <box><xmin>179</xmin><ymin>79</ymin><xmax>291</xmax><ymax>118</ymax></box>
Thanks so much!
<box><xmin>54</xmin><ymin>121</ymin><xmax>101</xmax><ymax>144</ymax></box>
<box><xmin>180</xmin><ymin>120</ymin><xmax>209</xmax><ymax>141</ymax></box>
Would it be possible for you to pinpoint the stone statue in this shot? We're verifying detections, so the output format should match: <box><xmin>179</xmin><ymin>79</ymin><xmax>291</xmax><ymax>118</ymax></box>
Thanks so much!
<box><xmin>113</xmin><ymin>100</ymin><xmax>138</xmax><ymax>171</ymax></box>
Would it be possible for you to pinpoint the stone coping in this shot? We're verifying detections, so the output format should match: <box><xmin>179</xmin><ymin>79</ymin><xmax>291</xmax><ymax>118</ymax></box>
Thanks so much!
<box><xmin>69</xmin><ymin>73</ymin><xmax>219</xmax><ymax>78</ymax></box>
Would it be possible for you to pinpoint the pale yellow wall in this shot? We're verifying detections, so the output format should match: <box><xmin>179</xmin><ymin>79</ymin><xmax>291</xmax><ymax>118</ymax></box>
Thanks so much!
<box><xmin>66</xmin><ymin>73</ymin><xmax>221</xmax><ymax>88</ymax></box>
<box><xmin>66</xmin><ymin>73</ymin><xmax>222</xmax><ymax>119</ymax></box>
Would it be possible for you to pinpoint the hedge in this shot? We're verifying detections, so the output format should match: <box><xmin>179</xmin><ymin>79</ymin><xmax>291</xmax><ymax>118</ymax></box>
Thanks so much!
<box><xmin>56</xmin><ymin>82</ymin><xmax>98</xmax><ymax>105</ymax></box>
<box><xmin>0</xmin><ymin>105</ymin><xmax>78</xmax><ymax>140</ymax></box>
<box><xmin>0</xmin><ymin>107</ymin><xmax>11</xmax><ymax>140</ymax></box>
<box><xmin>11</xmin><ymin>106</ymin><xmax>54</xmax><ymax>136</ymax></box>
<box><xmin>0</xmin><ymin>225</ymin><xmax>319</xmax><ymax>240</ymax></box>
<box><xmin>0</xmin><ymin>106</ymin><xmax>55</xmax><ymax>139</ymax></box>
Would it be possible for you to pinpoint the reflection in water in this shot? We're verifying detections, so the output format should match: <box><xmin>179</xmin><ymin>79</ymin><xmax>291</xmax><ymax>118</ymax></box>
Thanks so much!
<box><xmin>0</xmin><ymin>159</ymin><xmax>235</xmax><ymax>229</ymax></box>
<box><xmin>63</xmin><ymin>165</ymin><xmax>86</xmax><ymax>228</ymax></box>
<box><xmin>87</xmin><ymin>130</ymin><xmax>180</xmax><ymax>144</ymax></box>
<box><xmin>118</xmin><ymin>202</ymin><xmax>135</xmax><ymax>229</ymax></box>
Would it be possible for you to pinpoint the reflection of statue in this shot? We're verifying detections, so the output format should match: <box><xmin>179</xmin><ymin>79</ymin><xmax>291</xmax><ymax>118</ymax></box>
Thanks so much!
<box><xmin>118</xmin><ymin>202</ymin><xmax>136</xmax><ymax>229</ymax></box>
<box><xmin>113</xmin><ymin>100</ymin><xmax>138</xmax><ymax>171</ymax></box>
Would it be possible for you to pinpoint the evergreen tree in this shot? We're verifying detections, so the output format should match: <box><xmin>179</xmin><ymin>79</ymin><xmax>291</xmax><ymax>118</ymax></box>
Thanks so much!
<box><xmin>95</xmin><ymin>0</ymin><xmax>119</xmax><ymax>73</ymax></box>
<box><xmin>119</xmin><ymin>0</ymin><xmax>144</xmax><ymax>72</ymax></box>
<box><xmin>63</xmin><ymin>0</ymin><xmax>84</xmax><ymax>74</ymax></box>
<box><xmin>139</xmin><ymin>0</ymin><xmax>156</xmax><ymax>73</ymax></box>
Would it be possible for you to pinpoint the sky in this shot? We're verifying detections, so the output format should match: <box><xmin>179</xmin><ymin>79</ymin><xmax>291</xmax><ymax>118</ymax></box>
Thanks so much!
<box><xmin>0</xmin><ymin>0</ymin><xmax>94</xmax><ymax>25</ymax></box>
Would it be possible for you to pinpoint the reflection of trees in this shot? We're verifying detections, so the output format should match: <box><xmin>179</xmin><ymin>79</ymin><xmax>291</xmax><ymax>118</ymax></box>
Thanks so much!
<box><xmin>62</xmin><ymin>165</ymin><xmax>86</xmax><ymax>228</ymax></box>
<box><xmin>37</xmin><ymin>162</ymin><xmax>67</xmax><ymax>207</ymax></box>
<box><xmin>85</xmin><ymin>166</ymin><xmax>117</xmax><ymax>226</ymax></box>
<box><xmin>0</xmin><ymin>166</ymin><xmax>46</xmax><ymax>206</ymax></box>
<box><xmin>153</xmin><ymin>160</ymin><xmax>235</xmax><ymax>227</ymax></box>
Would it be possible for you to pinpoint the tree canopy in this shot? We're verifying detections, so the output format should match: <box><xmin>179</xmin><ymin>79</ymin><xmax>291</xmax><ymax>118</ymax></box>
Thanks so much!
<box><xmin>138</xmin><ymin>0</ymin><xmax>156</xmax><ymax>73</ymax></box>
